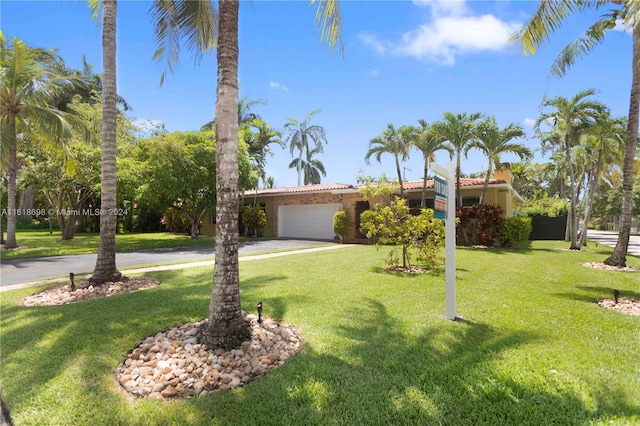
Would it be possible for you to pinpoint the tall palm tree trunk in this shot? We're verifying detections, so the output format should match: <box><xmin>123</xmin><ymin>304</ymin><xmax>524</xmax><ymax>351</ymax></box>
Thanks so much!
<box><xmin>579</xmin><ymin>146</ymin><xmax>603</xmax><ymax>247</ymax></box>
<box><xmin>394</xmin><ymin>156</ymin><xmax>404</xmax><ymax>198</ymax></box>
<box><xmin>480</xmin><ymin>163</ymin><xmax>493</xmax><ymax>205</ymax></box>
<box><xmin>5</xmin><ymin>112</ymin><xmax>18</xmax><ymax>249</ymax></box>
<box><xmin>420</xmin><ymin>159</ymin><xmax>429</xmax><ymax>208</ymax></box>
<box><xmin>605</xmin><ymin>26</ymin><xmax>640</xmax><ymax>267</ymax></box>
<box><xmin>565</xmin><ymin>133</ymin><xmax>579</xmax><ymax>250</ymax></box>
<box><xmin>91</xmin><ymin>0</ymin><xmax>121</xmax><ymax>283</ymax></box>
<box><xmin>201</xmin><ymin>0</ymin><xmax>251</xmax><ymax>349</ymax></box>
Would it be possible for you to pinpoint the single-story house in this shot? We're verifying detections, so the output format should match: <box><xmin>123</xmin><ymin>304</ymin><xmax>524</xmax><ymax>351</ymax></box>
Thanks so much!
<box><xmin>200</xmin><ymin>166</ymin><xmax>524</xmax><ymax>243</ymax></box>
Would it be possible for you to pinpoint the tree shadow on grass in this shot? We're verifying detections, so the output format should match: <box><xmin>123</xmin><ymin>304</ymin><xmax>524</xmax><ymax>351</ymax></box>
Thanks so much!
<box><xmin>179</xmin><ymin>298</ymin><xmax>636</xmax><ymax>425</ymax></box>
<box><xmin>554</xmin><ymin>285</ymin><xmax>640</xmax><ymax>304</ymax></box>
<box><xmin>3</xmin><ymin>271</ymin><xmax>638</xmax><ymax>424</ymax></box>
<box><xmin>0</xmin><ymin>267</ymin><xmax>308</xmax><ymax>424</ymax></box>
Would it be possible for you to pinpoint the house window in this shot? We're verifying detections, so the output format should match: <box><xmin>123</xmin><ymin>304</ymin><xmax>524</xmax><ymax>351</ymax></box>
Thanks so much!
<box><xmin>409</xmin><ymin>198</ymin><xmax>434</xmax><ymax>215</ymax></box>
<box><xmin>461</xmin><ymin>196</ymin><xmax>480</xmax><ymax>207</ymax></box>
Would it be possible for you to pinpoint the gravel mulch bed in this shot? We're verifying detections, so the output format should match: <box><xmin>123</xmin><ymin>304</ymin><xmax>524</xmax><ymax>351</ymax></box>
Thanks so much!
<box><xmin>582</xmin><ymin>262</ymin><xmax>640</xmax><ymax>273</ymax></box>
<box><xmin>22</xmin><ymin>276</ymin><xmax>161</xmax><ymax>306</ymax></box>
<box><xmin>116</xmin><ymin>315</ymin><xmax>301</xmax><ymax>399</ymax></box>
<box><xmin>597</xmin><ymin>298</ymin><xmax>640</xmax><ymax>317</ymax></box>
<box><xmin>20</xmin><ymin>275</ymin><xmax>302</xmax><ymax>399</ymax></box>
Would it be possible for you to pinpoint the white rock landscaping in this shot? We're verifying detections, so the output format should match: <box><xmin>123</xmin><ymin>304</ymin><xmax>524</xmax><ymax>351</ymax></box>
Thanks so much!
<box><xmin>116</xmin><ymin>314</ymin><xmax>302</xmax><ymax>399</ymax></box>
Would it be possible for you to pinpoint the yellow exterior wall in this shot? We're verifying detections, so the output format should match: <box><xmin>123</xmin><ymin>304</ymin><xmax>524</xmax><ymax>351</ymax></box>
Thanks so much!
<box><xmin>199</xmin><ymin>183</ymin><xmax>521</xmax><ymax>239</ymax></box>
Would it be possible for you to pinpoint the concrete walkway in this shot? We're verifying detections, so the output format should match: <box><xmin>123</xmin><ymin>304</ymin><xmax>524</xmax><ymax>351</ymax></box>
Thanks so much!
<box><xmin>0</xmin><ymin>240</ymin><xmax>349</xmax><ymax>293</ymax></box>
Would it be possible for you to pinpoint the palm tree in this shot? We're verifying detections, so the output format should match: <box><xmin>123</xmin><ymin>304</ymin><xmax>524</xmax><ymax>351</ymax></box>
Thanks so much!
<box><xmin>365</xmin><ymin>124</ymin><xmax>416</xmax><ymax>198</ymax></box>
<box><xmin>288</xmin><ymin>146</ymin><xmax>327</xmax><ymax>185</ymax></box>
<box><xmin>535</xmin><ymin>89</ymin><xmax>608</xmax><ymax>250</ymax></box>
<box><xmin>578</xmin><ymin>114</ymin><xmax>626</xmax><ymax>246</ymax></box>
<box><xmin>88</xmin><ymin>0</ymin><xmax>123</xmax><ymax>283</ymax></box>
<box><xmin>248</xmin><ymin>118</ymin><xmax>283</xmax><ymax>202</ymax></box>
<box><xmin>511</xmin><ymin>0</ymin><xmax>638</xmax><ymax>266</ymax></box>
<box><xmin>431</xmin><ymin>112</ymin><xmax>483</xmax><ymax>207</ymax></box>
<box><xmin>284</xmin><ymin>109</ymin><xmax>328</xmax><ymax>187</ymax></box>
<box><xmin>413</xmin><ymin>119</ymin><xmax>453</xmax><ymax>207</ymax></box>
<box><xmin>200</xmin><ymin>96</ymin><xmax>266</xmax><ymax>131</ymax></box>
<box><xmin>0</xmin><ymin>33</ymin><xmax>88</xmax><ymax>249</ymax></box>
<box><xmin>248</xmin><ymin>119</ymin><xmax>284</xmax><ymax>182</ymax></box>
<box><xmin>467</xmin><ymin>117</ymin><xmax>531</xmax><ymax>204</ymax></box>
<box><xmin>152</xmin><ymin>0</ymin><xmax>342</xmax><ymax>349</ymax></box>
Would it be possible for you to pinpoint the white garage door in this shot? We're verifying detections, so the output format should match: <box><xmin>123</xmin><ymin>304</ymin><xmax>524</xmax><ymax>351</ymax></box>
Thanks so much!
<box><xmin>278</xmin><ymin>204</ymin><xmax>342</xmax><ymax>240</ymax></box>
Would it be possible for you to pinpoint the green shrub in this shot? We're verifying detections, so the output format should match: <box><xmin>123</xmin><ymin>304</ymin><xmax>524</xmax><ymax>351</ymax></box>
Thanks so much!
<box><xmin>332</xmin><ymin>209</ymin><xmax>350</xmax><ymax>240</ymax></box>
<box><xmin>161</xmin><ymin>207</ymin><xmax>190</xmax><ymax>234</ymax></box>
<box><xmin>498</xmin><ymin>217</ymin><xmax>532</xmax><ymax>247</ymax></box>
<box><xmin>456</xmin><ymin>204</ymin><xmax>504</xmax><ymax>246</ymax></box>
<box><xmin>241</xmin><ymin>205</ymin><xmax>267</xmax><ymax>237</ymax></box>
<box><xmin>519</xmin><ymin>197</ymin><xmax>569</xmax><ymax>217</ymax></box>
<box><xmin>15</xmin><ymin>218</ymin><xmax>57</xmax><ymax>230</ymax></box>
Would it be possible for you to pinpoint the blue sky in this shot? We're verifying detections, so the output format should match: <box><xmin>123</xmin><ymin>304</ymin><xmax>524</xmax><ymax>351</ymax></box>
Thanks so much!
<box><xmin>2</xmin><ymin>0</ymin><xmax>632</xmax><ymax>188</ymax></box>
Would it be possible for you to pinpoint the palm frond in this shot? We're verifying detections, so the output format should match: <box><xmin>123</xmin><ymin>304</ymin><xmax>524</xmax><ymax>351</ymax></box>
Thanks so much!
<box><xmin>309</xmin><ymin>0</ymin><xmax>343</xmax><ymax>56</ymax></box>
<box><xmin>510</xmin><ymin>0</ymin><xmax>585</xmax><ymax>55</ymax></box>
<box><xmin>150</xmin><ymin>0</ymin><xmax>218</xmax><ymax>86</ymax></box>
<box><xmin>550</xmin><ymin>17</ymin><xmax>615</xmax><ymax>76</ymax></box>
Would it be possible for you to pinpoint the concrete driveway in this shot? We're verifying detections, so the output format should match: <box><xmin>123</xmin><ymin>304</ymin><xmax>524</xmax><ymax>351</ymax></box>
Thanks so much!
<box><xmin>0</xmin><ymin>239</ymin><xmax>332</xmax><ymax>290</ymax></box>
<box><xmin>586</xmin><ymin>230</ymin><xmax>640</xmax><ymax>257</ymax></box>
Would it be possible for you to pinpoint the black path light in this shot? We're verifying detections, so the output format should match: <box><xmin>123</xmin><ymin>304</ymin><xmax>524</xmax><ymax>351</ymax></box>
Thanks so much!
<box><xmin>257</xmin><ymin>301</ymin><xmax>263</xmax><ymax>323</ymax></box>
<box><xmin>613</xmin><ymin>289</ymin><xmax>620</xmax><ymax>304</ymax></box>
<box><xmin>70</xmin><ymin>272</ymin><xmax>75</xmax><ymax>291</ymax></box>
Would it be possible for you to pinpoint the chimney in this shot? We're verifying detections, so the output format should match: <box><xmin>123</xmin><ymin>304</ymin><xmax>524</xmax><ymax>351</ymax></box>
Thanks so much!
<box><xmin>494</xmin><ymin>162</ymin><xmax>512</xmax><ymax>185</ymax></box>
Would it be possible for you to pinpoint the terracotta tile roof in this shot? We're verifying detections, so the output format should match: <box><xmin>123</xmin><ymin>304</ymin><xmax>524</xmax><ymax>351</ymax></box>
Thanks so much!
<box><xmin>246</xmin><ymin>183</ymin><xmax>355</xmax><ymax>196</ymax></box>
<box><xmin>247</xmin><ymin>179</ymin><xmax>508</xmax><ymax>196</ymax></box>
<box><xmin>402</xmin><ymin>178</ymin><xmax>506</xmax><ymax>190</ymax></box>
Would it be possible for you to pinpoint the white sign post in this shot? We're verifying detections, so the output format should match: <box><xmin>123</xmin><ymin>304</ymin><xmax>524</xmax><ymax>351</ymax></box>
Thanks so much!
<box><xmin>430</xmin><ymin>162</ymin><xmax>456</xmax><ymax>320</ymax></box>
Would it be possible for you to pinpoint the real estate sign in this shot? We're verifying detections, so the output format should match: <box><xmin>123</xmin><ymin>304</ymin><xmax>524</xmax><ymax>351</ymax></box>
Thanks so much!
<box><xmin>431</xmin><ymin>162</ymin><xmax>456</xmax><ymax>321</ymax></box>
<box><xmin>434</xmin><ymin>175</ymin><xmax>447</xmax><ymax>220</ymax></box>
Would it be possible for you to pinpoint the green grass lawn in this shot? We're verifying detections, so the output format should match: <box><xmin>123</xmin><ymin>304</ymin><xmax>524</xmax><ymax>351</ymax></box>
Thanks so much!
<box><xmin>1</xmin><ymin>241</ymin><xmax>639</xmax><ymax>425</ymax></box>
<box><xmin>0</xmin><ymin>230</ymin><xmax>215</xmax><ymax>260</ymax></box>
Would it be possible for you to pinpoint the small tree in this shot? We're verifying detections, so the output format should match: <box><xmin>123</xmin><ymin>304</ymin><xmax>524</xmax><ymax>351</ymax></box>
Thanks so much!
<box><xmin>359</xmin><ymin>181</ymin><xmax>445</xmax><ymax>270</ymax></box>
<box><xmin>332</xmin><ymin>208</ymin><xmax>349</xmax><ymax>242</ymax></box>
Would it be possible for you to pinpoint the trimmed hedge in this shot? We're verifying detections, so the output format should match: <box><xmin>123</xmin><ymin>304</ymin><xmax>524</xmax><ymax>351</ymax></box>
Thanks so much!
<box><xmin>498</xmin><ymin>217</ymin><xmax>532</xmax><ymax>247</ymax></box>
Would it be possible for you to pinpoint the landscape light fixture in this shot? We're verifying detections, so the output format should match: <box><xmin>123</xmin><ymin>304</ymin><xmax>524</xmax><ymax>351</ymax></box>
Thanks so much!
<box><xmin>257</xmin><ymin>301</ymin><xmax>263</xmax><ymax>323</ymax></box>
<box><xmin>613</xmin><ymin>289</ymin><xmax>620</xmax><ymax>304</ymax></box>
<box><xmin>70</xmin><ymin>272</ymin><xmax>75</xmax><ymax>291</ymax></box>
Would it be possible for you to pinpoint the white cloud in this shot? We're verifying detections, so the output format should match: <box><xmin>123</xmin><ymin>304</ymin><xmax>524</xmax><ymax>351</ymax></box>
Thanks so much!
<box><xmin>269</xmin><ymin>81</ymin><xmax>289</xmax><ymax>92</ymax></box>
<box><xmin>523</xmin><ymin>118</ymin><xmax>536</xmax><ymax>128</ymax></box>
<box><xmin>412</xmin><ymin>0</ymin><xmax>467</xmax><ymax>17</ymax></box>
<box><xmin>360</xmin><ymin>1</ymin><xmax>522</xmax><ymax>66</ymax></box>
<box><xmin>614</xmin><ymin>18</ymin><xmax>632</xmax><ymax>34</ymax></box>
<box><xmin>396</xmin><ymin>15</ymin><xmax>521</xmax><ymax>65</ymax></box>
<box><xmin>358</xmin><ymin>32</ymin><xmax>388</xmax><ymax>54</ymax></box>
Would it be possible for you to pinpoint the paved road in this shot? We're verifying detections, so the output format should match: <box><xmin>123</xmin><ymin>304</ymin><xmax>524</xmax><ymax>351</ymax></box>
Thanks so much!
<box><xmin>586</xmin><ymin>230</ymin><xmax>640</xmax><ymax>257</ymax></box>
<box><xmin>0</xmin><ymin>239</ymin><xmax>330</xmax><ymax>289</ymax></box>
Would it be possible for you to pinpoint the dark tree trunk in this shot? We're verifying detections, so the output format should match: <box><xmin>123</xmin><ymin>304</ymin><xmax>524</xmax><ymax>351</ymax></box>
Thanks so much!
<box><xmin>200</xmin><ymin>0</ymin><xmax>251</xmax><ymax>350</ymax></box>
<box><xmin>605</xmin><ymin>26</ymin><xmax>640</xmax><ymax>267</ymax></box>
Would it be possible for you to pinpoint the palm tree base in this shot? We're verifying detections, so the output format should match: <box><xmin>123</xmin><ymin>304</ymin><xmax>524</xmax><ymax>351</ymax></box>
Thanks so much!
<box><xmin>199</xmin><ymin>317</ymin><xmax>252</xmax><ymax>350</ymax></box>
<box><xmin>88</xmin><ymin>270</ymin><xmax>123</xmax><ymax>286</ymax></box>
<box><xmin>604</xmin><ymin>253</ymin><xmax>626</xmax><ymax>268</ymax></box>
